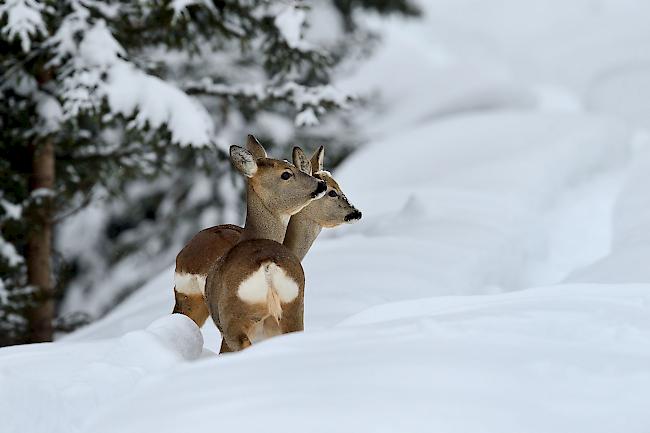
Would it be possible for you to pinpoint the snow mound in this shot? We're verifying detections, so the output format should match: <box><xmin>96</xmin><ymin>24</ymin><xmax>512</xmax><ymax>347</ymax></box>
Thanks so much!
<box><xmin>81</xmin><ymin>284</ymin><xmax>650</xmax><ymax>433</ymax></box>
<box><xmin>143</xmin><ymin>314</ymin><xmax>204</xmax><ymax>361</ymax></box>
<box><xmin>0</xmin><ymin>315</ymin><xmax>203</xmax><ymax>433</ymax></box>
<box><xmin>569</xmin><ymin>143</ymin><xmax>650</xmax><ymax>283</ymax></box>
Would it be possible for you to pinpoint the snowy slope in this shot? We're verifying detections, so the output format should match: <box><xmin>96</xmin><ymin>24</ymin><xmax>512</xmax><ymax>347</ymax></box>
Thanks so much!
<box><xmin>4</xmin><ymin>2</ymin><xmax>650</xmax><ymax>432</ymax></box>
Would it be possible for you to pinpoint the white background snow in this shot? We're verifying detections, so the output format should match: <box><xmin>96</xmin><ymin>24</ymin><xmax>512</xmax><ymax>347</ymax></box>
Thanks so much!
<box><xmin>3</xmin><ymin>1</ymin><xmax>650</xmax><ymax>432</ymax></box>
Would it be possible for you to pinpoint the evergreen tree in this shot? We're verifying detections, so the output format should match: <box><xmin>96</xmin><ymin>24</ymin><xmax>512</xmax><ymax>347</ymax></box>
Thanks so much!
<box><xmin>0</xmin><ymin>0</ymin><xmax>419</xmax><ymax>345</ymax></box>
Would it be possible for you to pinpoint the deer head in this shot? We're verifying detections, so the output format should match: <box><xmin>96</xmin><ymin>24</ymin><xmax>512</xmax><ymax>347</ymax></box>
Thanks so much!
<box><xmin>230</xmin><ymin>137</ymin><xmax>327</xmax><ymax>218</ymax></box>
<box><xmin>292</xmin><ymin>146</ymin><xmax>362</xmax><ymax>228</ymax></box>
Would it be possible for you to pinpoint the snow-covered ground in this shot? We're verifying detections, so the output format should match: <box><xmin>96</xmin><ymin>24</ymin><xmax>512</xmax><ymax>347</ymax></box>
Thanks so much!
<box><xmin>3</xmin><ymin>1</ymin><xmax>650</xmax><ymax>432</ymax></box>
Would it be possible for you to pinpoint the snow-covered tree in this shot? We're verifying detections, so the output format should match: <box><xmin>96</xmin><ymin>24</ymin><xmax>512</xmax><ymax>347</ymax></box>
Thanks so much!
<box><xmin>0</xmin><ymin>0</ymin><xmax>419</xmax><ymax>345</ymax></box>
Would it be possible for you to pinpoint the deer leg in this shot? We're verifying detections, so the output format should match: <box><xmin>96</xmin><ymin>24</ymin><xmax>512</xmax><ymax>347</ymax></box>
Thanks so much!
<box><xmin>222</xmin><ymin>334</ymin><xmax>251</xmax><ymax>352</ymax></box>
<box><xmin>221</xmin><ymin>323</ymin><xmax>253</xmax><ymax>353</ymax></box>
<box><xmin>219</xmin><ymin>339</ymin><xmax>233</xmax><ymax>354</ymax></box>
<box><xmin>280</xmin><ymin>302</ymin><xmax>304</xmax><ymax>334</ymax></box>
<box><xmin>173</xmin><ymin>289</ymin><xmax>209</xmax><ymax>327</ymax></box>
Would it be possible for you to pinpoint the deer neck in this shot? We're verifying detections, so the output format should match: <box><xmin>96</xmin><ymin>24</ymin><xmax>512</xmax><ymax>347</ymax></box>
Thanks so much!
<box><xmin>283</xmin><ymin>212</ymin><xmax>322</xmax><ymax>261</ymax></box>
<box><xmin>239</xmin><ymin>184</ymin><xmax>289</xmax><ymax>243</ymax></box>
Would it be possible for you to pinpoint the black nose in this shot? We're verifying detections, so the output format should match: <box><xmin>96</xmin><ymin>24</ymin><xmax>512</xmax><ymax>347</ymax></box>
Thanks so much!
<box><xmin>312</xmin><ymin>181</ymin><xmax>327</xmax><ymax>198</ymax></box>
<box><xmin>345</xmin><ymin>209</ymin><xmax>362</xmax><ymax>222</ymax></box>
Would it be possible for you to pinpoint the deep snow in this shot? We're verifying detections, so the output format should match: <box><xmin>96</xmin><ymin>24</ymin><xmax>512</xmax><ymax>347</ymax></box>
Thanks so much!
<box><xmin>3</xmin><ymin>1</ymin><xmax>650</xmax><ymax>432</ymax></box>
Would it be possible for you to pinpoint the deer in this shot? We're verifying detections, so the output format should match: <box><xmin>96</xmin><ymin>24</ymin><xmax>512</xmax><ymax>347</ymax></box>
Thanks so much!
<box><xmin>173</xmin><ymin>139</ymin><xmax>362</xmax><ymax>330</ymax></box>
<box><xmin>283</xmin><ymin>145</ymin><xmax>362</xmax><ymax>260</ymax></box>
<box><xmin>204</xmin><ymin>146</ymin><xmax>362</xmax><ymax>353</ymax></box>
<box><xmin>172</xmin><ymin>135</ymin><xmax>326</xmax><ymax>327</ymax></box>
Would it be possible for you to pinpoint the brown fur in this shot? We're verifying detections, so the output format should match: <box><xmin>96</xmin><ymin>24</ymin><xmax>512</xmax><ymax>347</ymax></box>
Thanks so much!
<box><xmin>171</xmin><ymin>225</ymin><xmax>241</xmax><ymax>322</ymax></box>
<box><xmin>173</xmin><ymin>290</ymin><xmax>210</xmax><ymax>327</ymax></box>
<box><xmin>205</xmin><ymin>239</ymin><xmax>304</xmax><ymax>353</ymax></box>
<box><xmin>175</xmin><ymin>224</ymin><xmax>242</xmax><ymax>275</ymax></box>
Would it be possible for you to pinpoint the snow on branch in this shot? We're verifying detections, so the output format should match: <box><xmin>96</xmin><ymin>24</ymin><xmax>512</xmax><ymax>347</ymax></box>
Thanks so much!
<box><xmin>170</xmin><ymin>0</ymin><xmax>215</xmax><ymax>21</ymax></box>
<box><xmin>273</xmin><ymin>3</ymin><xmax>311</xmax><ymax>51</ymax></box>
<box><xmin>185</xmin><ymin>78</ymin><xmax>353</xmax><ymax>126</ymax></box>
<box><xmin>0</xmin><ymin>0</ymin><xmax>48</xmax><ymax>52</ymax></box>
<box><xmin>105</xmin><ymin>62</ymin><xmax>214</xmax><ymax>147</ymax></box>
<box><xmin>50</xmin><ymin>16</ymin><xmax>214</xmax><ymax>147</ymax></box>
<box><xmin>0</xmin><ymin>198</ymin><xmax>22</xmax><ymax>221</ymax></box>
<box><xmin>0</xmin><ymin>236</ymin><xmax>23</xmax><ymax>267</ymax></box>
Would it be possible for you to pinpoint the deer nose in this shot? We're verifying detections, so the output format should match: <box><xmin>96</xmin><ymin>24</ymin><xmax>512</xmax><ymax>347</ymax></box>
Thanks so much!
<box><xmin>312</xmin><ymin>181</ymin><xmax>327</xmax><ymax>198</ymax></box>
<box><xmin>344</xmin><ymin>209</ymin><xmax>362</xmax><ymax>222</ymax></box>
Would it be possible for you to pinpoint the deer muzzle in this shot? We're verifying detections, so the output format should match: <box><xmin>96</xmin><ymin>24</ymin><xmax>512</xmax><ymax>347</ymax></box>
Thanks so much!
<box><xmin>344</xmin><ymin>209</ymin><xmax>362</xmax><ymax>222</ymax></box>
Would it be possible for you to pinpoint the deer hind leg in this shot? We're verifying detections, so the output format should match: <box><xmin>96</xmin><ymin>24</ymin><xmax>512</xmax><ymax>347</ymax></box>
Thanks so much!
<box><xmin>221</xmin><ymin>331</ymin><xmax>252</xmax><ymax>353</ymax></box>
<box><xmin>280</xmin><ymin>300</ymin><xmax>304</xmax><ymax>334</ymax></box>
<box><xmin>223</xmin><ymin>316</ymin><xmax>287</xmax><ymax>353</ymax></box>
<box><xmin>173</xmin><ymin>289</ymin><xmax>209</xmax><ymax>327</ymax></box>
<box><xmin>221</xmin><ymin>313</ymin><xmax>274</xmax><ymax>353</ymax></box>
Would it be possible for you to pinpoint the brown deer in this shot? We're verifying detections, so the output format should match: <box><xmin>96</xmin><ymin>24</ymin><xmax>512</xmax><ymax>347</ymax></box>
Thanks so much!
<box><xmin>205</xmin><ymin>146</ymin><xmax>362</xmax><ymax>353</ymax></box>
<box><xmin>283</xmin><ymin>145</ymin><xmax>362</xmax><ymax>260</ymax></box>
<box><xmin>173</xmin><ymin>136</ymin><xmax>326</xmax><ymax>326</ymax></box>
<box><xmin>174</xmin><ymin>141</ymin><xmax>361</xmax><ymax>327</ymax></box>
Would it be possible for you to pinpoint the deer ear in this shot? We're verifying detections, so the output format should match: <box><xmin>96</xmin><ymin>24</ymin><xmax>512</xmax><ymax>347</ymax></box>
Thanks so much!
<box><xmin>246</xmin><ymin>134</ymin><xmax>267</xmax><ymax>159</ymax></box>
<box><xmin>310</xmin><ymin>145</ymin><xmax>324</xmax><ymax>173</ymax></box>
<box><xmin>230</xmin><ymin>145</ymin><xmax>258</xmax><ymax>177</ymax></box>
<box><xmin>292</xmin><ymin>146</ymin><xmax>312</xmax><ymax>174</ymax></box>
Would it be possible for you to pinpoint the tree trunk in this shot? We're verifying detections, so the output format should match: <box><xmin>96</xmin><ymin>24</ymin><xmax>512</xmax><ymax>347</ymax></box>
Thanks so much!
<box><xmin>25</xmin><ymin>139</ymin><xmax>55</xmax><ymax>343</ymax></box>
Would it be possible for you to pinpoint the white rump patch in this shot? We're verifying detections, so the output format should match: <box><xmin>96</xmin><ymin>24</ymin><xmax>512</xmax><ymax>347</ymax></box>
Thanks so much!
<box><xmin>237</xmin><ymin>266</ymin><xmax>268</xmax><ymax>303</ymax></box>
<box><xmin>237</xmin><ymin>262</ymin><xmax>299</xmax><ymax>317</ymax></box>
<box><xmin>268</xmin><ymin>263</ymin><xmax>300</xmax><ymax>303</ymax></box>
<box><xmin>174</xmin><ymin>272</ymin><xmax>207</xmax><ymax>296</ymax></box>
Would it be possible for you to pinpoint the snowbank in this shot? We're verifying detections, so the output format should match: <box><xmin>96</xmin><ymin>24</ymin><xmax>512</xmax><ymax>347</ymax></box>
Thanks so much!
<box><xmin>569</xmin><ymin>143</ymin><xmax>650</xmax><ymax>283</ymax></box>
<box><xmin>67</xmin><ymin>286</ymin><xmax>650</xmax><ymax>433</ymax></box>
<box><xmin>0</xmin><ymin>314</ymin><xmax>203</xmax><ymax>433</ymax></box>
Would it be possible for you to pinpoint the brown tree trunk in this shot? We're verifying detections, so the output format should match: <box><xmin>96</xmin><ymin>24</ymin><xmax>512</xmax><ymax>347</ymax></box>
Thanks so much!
<box><xmin>25</xmin><ymin>139</ymin><xmax>55</xmax><ymax>343</ymax></box>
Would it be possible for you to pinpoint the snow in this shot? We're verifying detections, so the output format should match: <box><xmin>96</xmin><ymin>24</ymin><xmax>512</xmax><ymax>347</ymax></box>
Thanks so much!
<box><xmin>105</xmin><ymin>61</ymin><xmax>214</xmax><ymax>147</ymax></box>
<box><xmin>0</xmin><ymin>199</ymin><xmax>22</xmax><ymax>220</ymax></box>
<box><xmin>170</xmin><ymin>0</ymin><xmax>213</xmax><ymax>20</ymax></box>
<box><xmin>4</xmin><ymin>1</ymin><xmax>650</xmax><ymax>432</ymax></box>
<box><xmin>569</xmin><ymin>143</ymin><xmax>650</xmax><ymax>283</ymax></box>
<box><xmin>0</xmin><ymin>0</ymin><xmax>47</xmax><ymax>52</ymax></box>
<box><xmin>0</xmin><ymin>236</ymin><xmax>23</xmax><ymax>267</ymax></box>
<box><xmin>186</xmin><ymin>79</ymin><xmax>349</xmax><ymax>128</ymax></box>
<box><xmin>274</xmin><ymin>3</ymin><xmax>310</xmax><ymax>51</ymax></box>
<box><xmin>35</xmin><ymin>92</ymin><xmax>63</xmax><ymax>132</ymax></box>
<box><xmin>0</xmin><ymin>314</ymin><xmax>203</xmax><ymax>433</ymax></box>
<box><xmin>52</xmin><ymin>17</ymin><xmax>215</xmax><ymax>146</ymax></box>
<box><xmin>295</xmin><ymin>106</ymin><xmax>318</xmax><ymax>126</ymax></box>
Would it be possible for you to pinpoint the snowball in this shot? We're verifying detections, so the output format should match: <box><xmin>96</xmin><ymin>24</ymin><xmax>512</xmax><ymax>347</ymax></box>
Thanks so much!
<box><xmin>146</xmin><ymin>314</ymin><xmax>204</xmax><ymax>361</ymax></box>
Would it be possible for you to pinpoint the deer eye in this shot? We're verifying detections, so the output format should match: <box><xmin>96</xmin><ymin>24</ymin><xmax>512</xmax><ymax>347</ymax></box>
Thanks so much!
<box><xmin>281</xmin><ymin>171</ymin><xmax>292</xmax><ymax>180</ymax></box>
<box><xmin>328</xmin><ymin>190</ymin><xmax>338</xmax><ymax>197</ymax></box>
